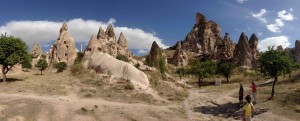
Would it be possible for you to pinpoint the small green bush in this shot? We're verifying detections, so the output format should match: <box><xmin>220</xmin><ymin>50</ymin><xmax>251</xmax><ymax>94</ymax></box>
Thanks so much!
<box><xmin>55</xmin><ymin>62</ymin><xmax>67</xmax><ymax>73</ymax></box>
<box><xmin>116</xmin><ymin>54</ymin><xmax>129</xmax><ymax>62</ymax></box>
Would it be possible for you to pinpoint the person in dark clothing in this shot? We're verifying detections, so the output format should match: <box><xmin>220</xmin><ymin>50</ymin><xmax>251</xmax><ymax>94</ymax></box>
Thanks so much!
<box><xmin>239</xmin><ymin>83</ymin><xmax>244</xmax><ymax>107</ymax></box>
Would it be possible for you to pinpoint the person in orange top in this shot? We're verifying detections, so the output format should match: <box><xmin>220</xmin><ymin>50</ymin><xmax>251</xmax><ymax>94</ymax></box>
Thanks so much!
<box><xmin>242</xmin><ymin>95</ymin><xmax>254</xmax><ymax>121</ymax></box>
<box><xmin>251</xmin><ymin>82</ymin><xmax>257</xmax><ymax>104</ymax></box>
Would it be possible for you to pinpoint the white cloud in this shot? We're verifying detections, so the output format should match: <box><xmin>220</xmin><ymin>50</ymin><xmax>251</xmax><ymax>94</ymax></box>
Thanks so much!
<box><xmin>258</xmin><ymin>36</ymin><xmax>290</xmax><ymax>52</ymax></box>
<box><xmin>289</xmin><ymin>8</ymin><xmax>293</xmax><ymax>12</ymax></box>
<box><xmin>266</xmin><ymin>9</ymin><xmax>295</xmax><ymax>33</ymax></box>
<box><xmin>0</xmin><ymin>18</ymin><xmax>168</xmax><ymax>51</ymax></box>
<box><xmin>251</xmin><ymin>9</ymin><xmax>267</xmax><ymax>23</ymax></box>
<box><xmin>237</xmin><ymin>0</ymin><xmax>248</xmax><ymax>4</ymax></box>
<box><xmin>278</xmin><ymin>10</ymin><xmax>294</xmax><ymax>21</ymax></box>
<box><xmin>137</xmin><ymin>49</ymin><xmax>148</xmax><ymax>55</ymax></box>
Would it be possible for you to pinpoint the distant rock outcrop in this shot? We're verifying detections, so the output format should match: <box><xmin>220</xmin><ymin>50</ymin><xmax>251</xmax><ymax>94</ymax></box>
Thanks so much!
<box><xmin>84</xmin><ymin>24</ymin><xmax>133</xmax><ymax>59</ymax></box>
<box><xmin>233</xmin><ymin>32</ymin><xmax>255</xmax><ymax>68</ymax></box>
<box><xmin>249</xmin><ymin>34</ymin><xmax>259</xmax><ymax>68</ymax></box>
<box><xmin>30</xmin><ymin>42</ymin><xmax>42</xmax><ymax>58</ymax></box>
<box><xmin>171</xmin><ymin>42</ymin><xmax>188</xmax><ymax>67</ymax></box>
<box><xmin>182</xmin><ymin>12</ymin><xmax>222</xmax><ymax>59</ymax></box>
<box><xmin>49</xmin><ymin>22</ymin><xmax>77</xmax><ymax>65</ymax></box>
<box><xmin>295</xmin><ymin>40</ymin><xmax>300</xmax><ymax>63</ymax></box>
<box><xmin>146</xmin><ymin>41</ymin><xmax>166</xmax><ymax>68</ymax></box>
<box><xmin>217</xmin><ymin>33</ymin><xmax>235</xmax><ymax>61</ymax></box>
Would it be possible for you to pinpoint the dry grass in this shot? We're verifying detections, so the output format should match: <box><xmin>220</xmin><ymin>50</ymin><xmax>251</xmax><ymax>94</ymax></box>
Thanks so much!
<box><xmin>0</xmin><ymin>70</ymin><xmax>75</xmax><ymax>96</ymax></box>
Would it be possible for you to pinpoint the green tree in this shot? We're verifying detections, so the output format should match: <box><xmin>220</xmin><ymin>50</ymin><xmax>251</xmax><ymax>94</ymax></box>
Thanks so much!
<box><xmin>21</xmin><ymin>53</ymin><xmax>32</xmax><ymax>72</ymax></box>
<box><xmin>258</xmin><ymin>48</ymin><xmax>299</xmax><ymax>98</ymax></box>
<box><xmin>175</xmin><ymin>68</ymin><xmax>187</xmax><ymax>79</ymax></box>
<box><xmin>35</xmin><ymin>59</ymin><xmax>48</xmax><ymax>74</ymax></box>
<box><xmin>217</xmin><ymin>62</ymin><xmax>236</xmax><ymax>83</ymax></box>
<box><xmin>54</xmin><ymin>62</ymin><xmax>67</xmax><ymax>73</ymax></box>
<box><xmin>159</xmin><ymin>55</ymin><xmax>167</xmax><ymax>78</ymax></box>
<box><xmin>189</xmin><ymin>59</ymin><xmax>217</xmax><ymax>86</ymax></box>
<box><xmin>0</xmin><ymin>34</ymin><xmax>28</xmax><ymax>82</ymax></box>
<box><xmin>74</xmin><ymin>52</ymin><xmax>84</xmax><ymax>64</ymax></box>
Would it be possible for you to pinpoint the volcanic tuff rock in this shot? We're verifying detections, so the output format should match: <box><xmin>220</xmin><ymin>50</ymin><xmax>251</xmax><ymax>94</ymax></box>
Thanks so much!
<box><xmin>105</xmin><ymin>24</ymin><xmax>116</xmax><ymax>42</ymax></box>
<box><xmin>182</xmin><ymin>12</ymin><xmax>222</xmax><ymax>59</ymax></box>
<box><xmin>171</xmin><ymin>42</ymin><xmax>188</xmax><ymax>67</ymax></box>
<box><xmin>233</xmin><ymin>32</ymin><xmax>254</xmax><ymax>68</ymax></box>
<box><xmin>84</xmin><ymin>24</ymin><xmax>133</xmax><ymax>58</ymax></box>
<box><xmin>30</xmin><ymin>42</ymin><xmax>42</xmax><ymax>58</ymax></box>
<box><xmin>216</xmin><ymin>33</ymin><xmax>235</xmax><ymax>61</ymax></box>
<box><xmin>295</xmin><ymin>40</ymin><xmax>300</xmax><ymax>64</ymax></box>
<box><xmin>82</xmin><ymin>51</ymin><xmax>150</xmax><ymax>91</ymax></box>
<box><xmin>249</xmin><ymin>34</ymin><xmax>259</xmax><ymax>68</ymax></box>
<box><xmin>49</xmin><ymin>22</ymin><xmax>77</xmax><ymax>65</ymax></box>
<box><xmin>117</xmin><ymin>32</ymin><xmax>128</xmax><ymax>49</ymax></box>
<box><xmin>146</xmin><ymin>41</ymin><xmax>166</xmax><ymax>68</ymax></box>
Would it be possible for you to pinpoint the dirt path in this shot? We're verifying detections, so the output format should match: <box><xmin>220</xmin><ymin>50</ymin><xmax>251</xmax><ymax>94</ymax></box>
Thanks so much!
<box><xmin>182</xmin><ymin>84</ymin><xmax>295</xmax><ymax>121</ymax></box>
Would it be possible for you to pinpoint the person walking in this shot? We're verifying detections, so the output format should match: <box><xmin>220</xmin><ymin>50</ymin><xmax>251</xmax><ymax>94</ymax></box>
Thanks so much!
<box><xmin>242</xmin><ymin>95</ymin><xmax>254</xmax><ymax>121</ymax></box>
<box><xmin>251</xmin><ymin>82</ymin><xmax>257</xmax><ymax>104</ymax></box>
<box><xmin>239</xmin><ymin>83</ymin><xmax>244</xmax><ymax>106</ymax></box>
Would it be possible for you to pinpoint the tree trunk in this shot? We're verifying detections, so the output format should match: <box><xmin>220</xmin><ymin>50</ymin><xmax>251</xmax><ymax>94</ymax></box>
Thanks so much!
<box><xmin>227</xmin><ymin>77</ymin><xmax>229</xmax><ymax>83</ymax></box>
<box><xmin>2</xmin><ymin>67</ymin><xmax>7</xmax><ymax>82</ymax></box>
<box><xmin>198</xmin><ymin>77</ymin><xmax>202</xmax><ymax>87</ymax></box>
<box><xmin>40</xmin><ymin>70</ymin><xmax>43</xmax><ymax>75</ymax></box>
<box><xmin>271</xmin><ymin>76</ymin><xmax>278</xmax><ymax>98</ymax></box>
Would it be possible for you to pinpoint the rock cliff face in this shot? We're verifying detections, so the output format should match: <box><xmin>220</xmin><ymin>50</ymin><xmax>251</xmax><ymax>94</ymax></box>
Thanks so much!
<box><xmin>217</xmin><ymin>33</ymin><xmax>235</xmax><ymax>61</ymax></box>
<box><xmin>49</xmin><ymin>22</ymin><xmax>77</xmax><ymax>65</ymax></box>
<box><xmin>295</xmin><ymin>40</ymin><xmax>300</xmax><ymax>64</ymax></box>
<box><xmin>182</xmin><ymin>13</ymin><xmax>222</xmax><ymax>59</ymax></box>
<box><xmin>233</xmin><ymin>32</ymin><xmax>257</xmax><ymax>68</ymax></box>
<box><xmin>84</xmin><ymin>24</ymin><xmax>133</xmax><ymax>59</ymax></box>
<box><xmin>171</xmin><ymin>42</ymin><xmax>188</xmax><ymax>67</ymax></box>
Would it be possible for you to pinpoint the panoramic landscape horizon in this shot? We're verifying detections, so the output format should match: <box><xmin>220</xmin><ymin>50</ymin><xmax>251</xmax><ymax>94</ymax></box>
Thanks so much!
<box><xmin>0</xmin><ymin>0</ymin><xmax>299</xmax><ymax>121</ymax></box>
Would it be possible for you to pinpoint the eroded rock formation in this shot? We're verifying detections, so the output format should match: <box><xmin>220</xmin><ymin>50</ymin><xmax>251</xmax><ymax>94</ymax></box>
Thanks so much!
<box><xmin>249</xmin><ymin>34</ymin><xmax>259</xmax><ymax>68</ymax></box>
<box><xmin>233</xmin><ymin>32</ymin><xmax>254</xmax><ymax>68</ymax></box>
<box><xmin>171</xmin><ymin>42</ymin><xmax>188</xmax><ymax>67</ymax></box>
<box><xmin>146</xmin><ymin>41</ymin><xmax>166</xmax><ymax>68</ymax></box>
<box><xmin>49</xmin><ymin>22</ymin><xmax>77</xmax><ymax>65</ymax></box>
<box><xmin>182</xmin><ymin>12</ymin><xmax>222</xmax><ymax>59</ymax></box>
<box><xmin>30</xmin><ymin>42</ymin><xmax>42</xmax><ymax>58</ymax></box>
<box><xmin>82</xmin><ymin>50</ymin><xmax>150</xmax><ymax>91</ymax></box>
<box><xmin>217</xmin><ymin>33</ymin><xmax>235</xmax><ymax>61</ymax></box>
<box><xmin>84</xmin><ymin>24</ymin><xmax>133</xmax><ymax>59</ymax></box>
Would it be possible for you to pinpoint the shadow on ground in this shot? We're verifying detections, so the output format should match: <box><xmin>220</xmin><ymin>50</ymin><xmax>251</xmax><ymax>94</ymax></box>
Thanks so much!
<box><xmin>0</xmin><ymin>78</ymin><xmax>23</xmax><ymax>83</ymax></box>
<box><xmin>193</xmin><ymin>102</ymin><xmax>268</xmax><ymax>120</ymax></box>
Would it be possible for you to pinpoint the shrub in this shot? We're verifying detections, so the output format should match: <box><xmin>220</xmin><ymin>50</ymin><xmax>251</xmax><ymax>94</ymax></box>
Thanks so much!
<box><xmin>54</xmin><ymin>62</ymin><xmax>67</xmax><ymax>73</ymax></box>
<box><xmin>116</xmin><ymin>54</ymin><xmax>129</xmax><ymax>62</ymax></box>
<box><xmin>71</xmin><ymin>63</ymin><xmax>87</xmax><ymax>75</ymax></box>
<box><xmin>74</xmin><ymin>52</ymin><xmax>84</xmax><ymax>64</ymax></box>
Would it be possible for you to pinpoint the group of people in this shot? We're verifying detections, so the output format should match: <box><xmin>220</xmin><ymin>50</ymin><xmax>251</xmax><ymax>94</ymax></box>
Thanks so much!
<box><xmin>239</xmin><ymin>82</ymin><xmax>257</xmax><ymax>121</ymax></box>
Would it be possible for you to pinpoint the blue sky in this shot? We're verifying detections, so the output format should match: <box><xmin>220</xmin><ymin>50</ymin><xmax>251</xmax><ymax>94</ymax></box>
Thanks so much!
<box><xmin>0</xmin><ymin>0</ymin><xmax>299</xmax><ymax>54</ymax></box>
